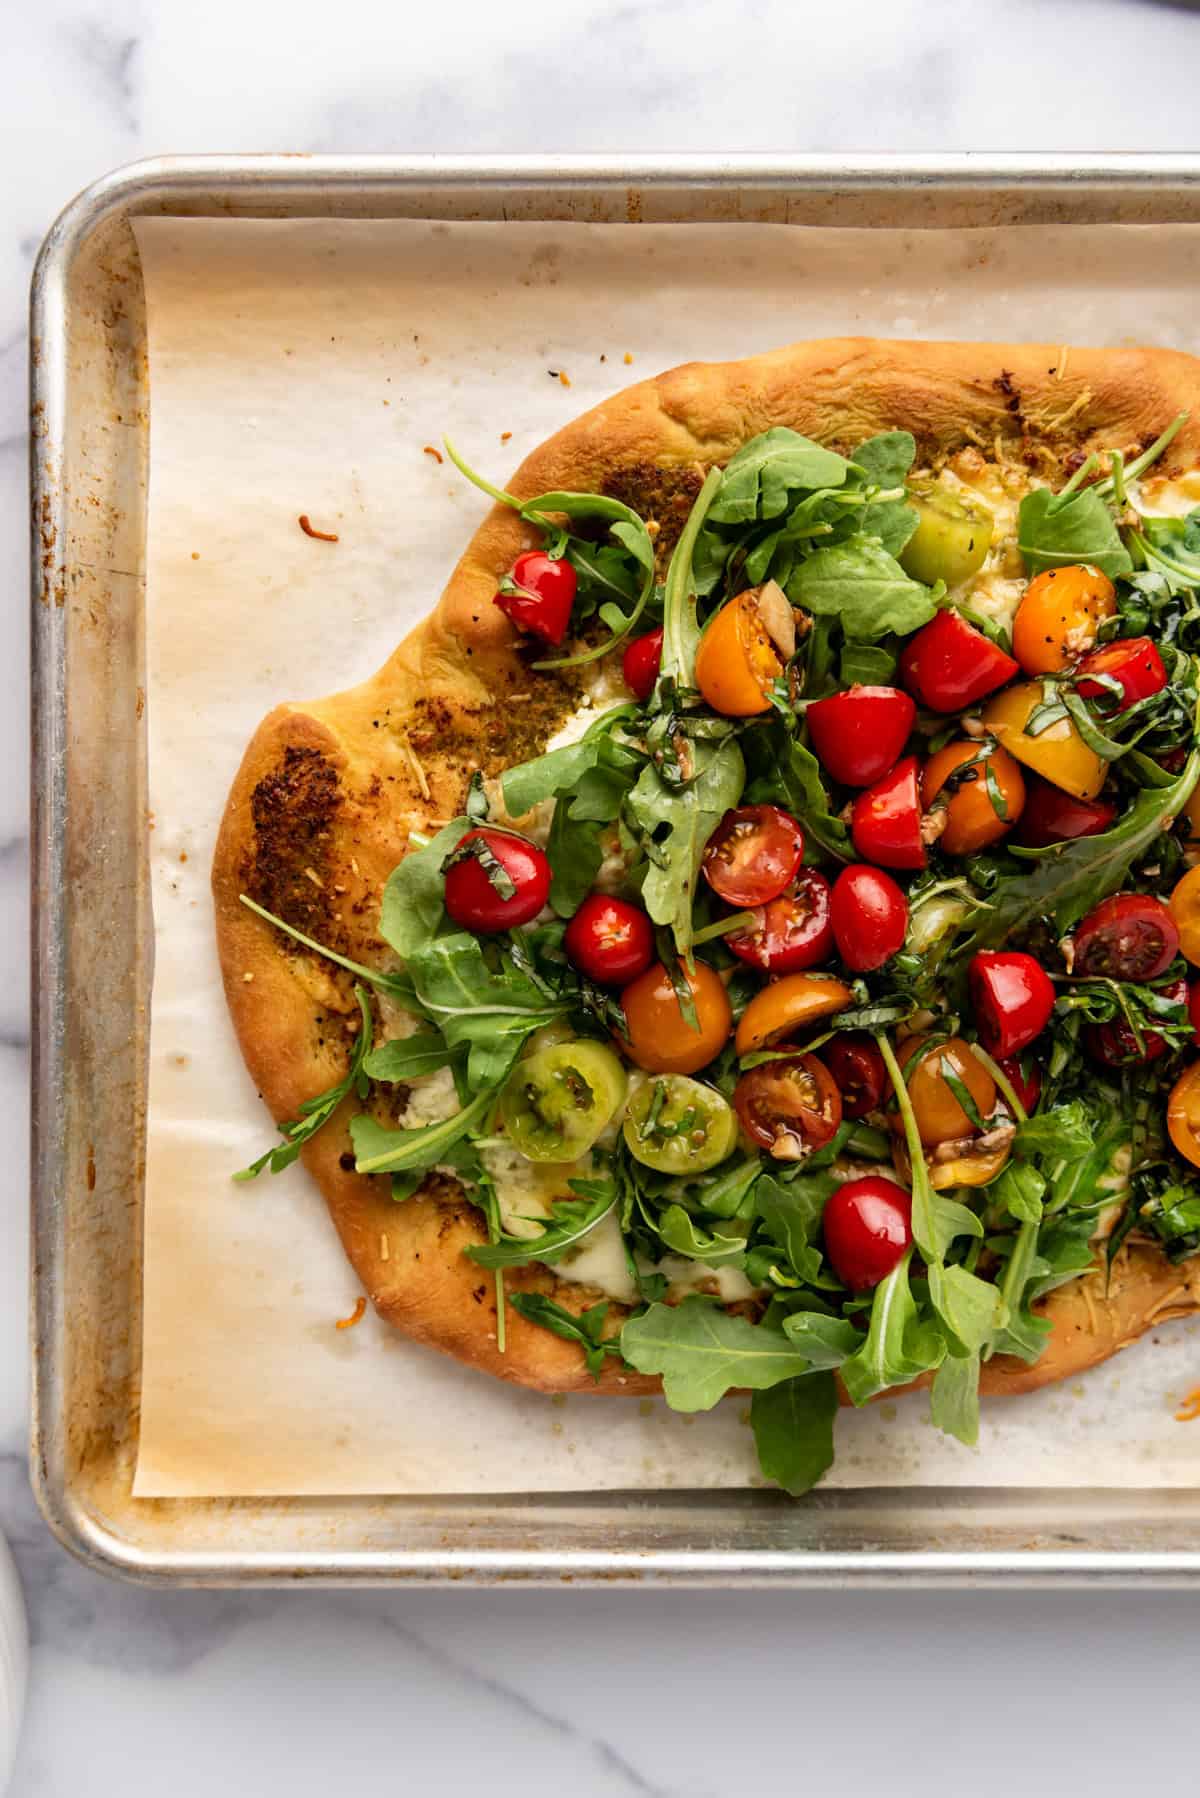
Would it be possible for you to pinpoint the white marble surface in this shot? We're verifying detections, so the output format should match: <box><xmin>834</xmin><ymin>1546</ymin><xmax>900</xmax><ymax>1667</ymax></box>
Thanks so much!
<box><xmin>6</xmin><ymin>0</ymin><xmax>1200</xmax><ymax>1791</ymax></box>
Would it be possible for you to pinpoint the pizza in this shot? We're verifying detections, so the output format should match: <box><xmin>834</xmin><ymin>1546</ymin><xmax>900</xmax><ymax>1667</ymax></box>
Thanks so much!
<box><xmin>213</xmin><ymin>337</ymin><xmax>1200</xmax><ymax>1491</ymax></box>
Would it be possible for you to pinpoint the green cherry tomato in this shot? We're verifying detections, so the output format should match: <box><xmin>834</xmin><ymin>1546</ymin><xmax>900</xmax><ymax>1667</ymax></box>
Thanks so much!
<box><xmin>500</xmin><ymin>1041</ymin><xmax>628</xmax><ymax>1162</ymax></box>
<box><xmin>623</xmin><ymin>1075</ymin><xmax>739</xmax><ymax>1174</ymax></box>
<box><xmin>900</xmin><ymin>484</ymin><xmax>994</xmax><ymax>588</ymax></box>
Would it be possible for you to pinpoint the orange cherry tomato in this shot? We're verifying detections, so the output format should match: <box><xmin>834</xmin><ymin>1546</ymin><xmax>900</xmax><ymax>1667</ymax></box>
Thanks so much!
<box><xmin>981</xmin><ymin>681</ymin><xmax>1106</xmax><ymax>800</ymax></box>
<box><xmin>1169</xmin><ymin>866</ymin><xmax>1200</xmax><ymax>968</ymax></box>
<box><xmin>1181</xmin><ymin>783</ymin><xmax>1200</xmax><ymax>846</ymax></box>
<box><xmin>896</xmin><ymin>1035</ymin><xmax>996</xmax><ymax>1147</ymax></box>
<box><xmin>695</xmin><ymin>585</ymin><xmax>791</xmax><ymax>716</ymax></box>
<box><xmin>733</xmin><ymin>972</ymin><xmax>855</xmax><ymax>1056</ymax></box>
<box><xmin>732</xmin><ymin>1054</ymin><xmax>842</xmax><ymax>1161</ymax></box>
<box><xmin>1167</xmin><ymin>1061</ymin><xmax>1200</xmax><ymax>1169</ymax></box>
<box><xmin>921</xmin><ymin>740</ymin><xmax>1026</xmax><ymax>855</ymax></box>
<box><xmin>1011</xmin><ymin>564</ymin><xmax>1116</xmax><ymax>675</ymax></box>
<box><xmin>621</xmin><ymin>960</ymin><xmax>732</xmax><ymax>1075</ymax></box>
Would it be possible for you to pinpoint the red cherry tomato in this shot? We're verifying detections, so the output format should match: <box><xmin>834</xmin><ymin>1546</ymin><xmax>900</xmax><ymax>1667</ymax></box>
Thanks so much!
<box><xmin>822</xmin><ymin>1176</ymin><xmax>913</xmax><ymax>1291</ymax></box>
<box><xmin>998</xmin><ymin>1055</ymin><xmax>1043</xmax><ymax>1116</ymax></box>
<box><xmin>725</xmin><ymin>868</ymin><xmax>834</xmax><ymax>973</ymax></box>
<box><xmin>1085</xmin><ymin>978</ymin><xmax>1187</xmax><ymax>1067</ymax></box>
<box><xmin>1014</xmin><ymin>777</ymin><xmax>1116</xmax><ymax>848</ymax></box>
<box><xmin>1190</xmin><ymin>983</ymin><xmax>1200</xmax><ymax>1047</ymax></box>
<box><xmin>443</xmin><ymin>827</ymin><xmax>551</xmax><ymax>934</ymax></box>
<box><xmin>1076</xmin><ymin>636</ymin><xmax>1167</xmax><ymax>713</ymax></box>
<box><xmin>805</xmin><ymin>685</ymin><xmax>916</xmax><ymax>787</ymax></box>
<box><xmin>732</xmin><ymin>1054</ymin><xmax>842</xmax><ymax>1161</ymax></box>
<box><xmin>622</xmin><ymin>627</ymin><xmax>663</xmax><ymax>703</ymax></box>
<box><xmin>1073</xmin><ymin>894</ymin><xmax>1180</xmax><ymax>981</ymax></box>
<box><xmin>850</xmin><ymin>756</ymin><xmax>927</xmax><ymax>871</ymax></box>
<box><xmin>821</xmin><ymin>1034</ymin><xmax>888</xmax><ymax>1118</ymax></box>
<box><xmin>969</xmin><ymin>951</ymin><xmax>1057</xmax><ymax>1058</ymax></box>
<box><xmin>702</xmin><ymin>805</ymin><xmax>805</xmax><ymax>908</ymax></box>
<box><xmin>899</xmin><ymin>609</ymin><xmax>1019</xmax><ymax>712</ymax></box>
<box><xmin>493</xmin><ymin>550</ymin><xmax>577</xmax><ymax>646</ymax></box>
<box><xmin>563</xmin><ymin>894</ymin><xmax>654</xmax><ymax>986</ymax></box>
<box><xmin>830</xmin><ymin>864</ymin><xmax>909</xmax><ymax>972</ymax></box>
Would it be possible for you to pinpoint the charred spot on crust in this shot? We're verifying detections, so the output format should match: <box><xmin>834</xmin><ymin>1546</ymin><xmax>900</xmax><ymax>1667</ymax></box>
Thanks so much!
<box><xmin>246</xmin><ymin>744</ymin><xmax>343</xmax><ymax>932</ymax></box>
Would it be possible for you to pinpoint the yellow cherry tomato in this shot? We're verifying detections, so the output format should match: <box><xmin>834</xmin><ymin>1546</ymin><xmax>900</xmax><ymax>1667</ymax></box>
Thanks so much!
<box><xmin>1180</xmin><ymin>783</ymin><xmax>1200</xmax><ymax>847</ymax></box>
<box><xmin>1167</xmin><ymin>1062</ymin><xmax>1200</xmax><ymax>1169</ymax></box>
<box><xmin>920</xmin><ymin>739</ymin><xmax>1026</xmax><ymax>856</ymax></box>
<box><xmin>981</xmin><ymin>680</ymin><xmax>1106</xmax><ymax>801</ymax></box>
<box><xmin>1169</xmin><ymin>866</ymin><xmax>1200</xmax><ymax>968</ymax></box>
<box><xmin>733</xmin><ymin>973</ymin><xmax>855</xmax><ymax>1057</ymax></box>
<box><xmin>1011</xmin><ymin>564</ymin><xmax>1117</xmax><ymax>675</ymax></box>
<box><xmin>621</xmin><ymin>960</ymin><xmax>732</xmax><ymax>1075</ymax></box>
<box><xmin>695</xmin><ymin>585</ymin><xmax>790</xmax><ymax>716</ymax></box>
<box><xmin>896</xmin><ymin>1035</ymin><xmax>996</xmax><ymax>1148</ymax></box>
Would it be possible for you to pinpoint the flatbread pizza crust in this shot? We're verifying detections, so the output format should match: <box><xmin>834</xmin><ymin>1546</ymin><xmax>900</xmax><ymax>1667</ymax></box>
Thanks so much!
<box><xmin>212</xmin><ymin>336</ymin><xmax>1200</xmax><ymax>1400</ymax></box>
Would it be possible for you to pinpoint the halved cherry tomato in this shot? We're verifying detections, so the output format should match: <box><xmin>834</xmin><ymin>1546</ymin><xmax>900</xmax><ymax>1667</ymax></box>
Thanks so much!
<box><xmin>981</xmin><ymin>681</ymin><xmax>1106</xmax><ymax>800</ymax></box>
<box><xmin>897</xmin><ymin>1035</ymin><xmax>996</xmax><ymax>1147</ymax></box>
<box><xmin>998</xmin><ymin>1055</ymin><xmax>1042</xmax><ymax>1116</ymax></box>
<box><xmin>850</xmin><ymin>756</ymin><xmax>927</xmax><ymax>870</ymax></box>
<box><xmin>1076</xmin><ymin>636</ymin><xmax>1167</xmax><ymax>712</ymax></box>
<box><xmin>821</xmin><ymin>1034</ymin><xmax>888</xmax><ymax>1118</ymax></box>
<box><xmin>921</xmin><ymin>740</ymin><xmax>1025</xmax><ymax>856</ymax></box>
<box><xmin>702</xmin><ymin>804</ymin><xmax>805</xmax><ymax>907</ymax></box>
<box><xmin>806</xmin><ymin>685</ymin><xmax>916</xmax><ymax>787</ymax></box>
<box><xmin>830</xmin><ymin>864</ymin><xmax>908</xmax><ymax>972</ymax></box>
<box><xmin>694</xmin><ymin>582</ymin><xmax>794</xmax><ymax>716</ymax></box>
<box><xmin>1169</xmin><ymin>867</ymin><xmax>1200</xmax><ymax>968</ymax></box>
<box><xmin>899</xmin><ymin>609</ymin><xmax>1019</xmax><ymax>712</ymax></box>
<box><xmin>1014</xmin><ymin>777</ymin><xmax>1116</xmax><ymax>848</ymax></box>
<box><xmin>1180</xmin><ymin>782</ymin><xmax>1200</xmax><ymax>845</ymax></box>
<box><xmin>1011</xmin><ymin>564</ymin><xmax>1116</xmax><ymax>675</ymax></box>
<box><xmin>732</xmin><ymin>1054</ymin><xmax>842</xmax><ymax>1161</ymax></box>
<box><xmin>1073</xmin><ymin>894</ymin><xmax>1179</xmax><ymax>980</ymax></box>
<box><xmin>726</xmin><ymin>869</ymin><xmax>834</xmax><ymax>973</ymax></box>
<box><xmin>563</xmin><ymin>894</ymin><xmax>654</xmax><ymax>986</ymax></box>
<box><xmin>1085</xmin><ymin>979</ymin><xmax>1187</xmax><ymax>1067</ymax></box>
<box><xmin>734</xmin><ymin>973</ymin><xmax>855</xmax><ymax>1056</ymax></box>
<box><xmin>443</xmin><ymin>827</ymin><xmax>551</xmax><ymax>934</ymax></box>
<box><xmin>494</xmin><ymin>550</ymin><xmax>577</xmax><ymax>646</ymax></box>
<box><xmin>1167</xmin><ymin>1061</ymin><xmax>1200</xmax><ymax>1168</ymax></box>
<box><xmin>822</xmin><ymin>1176</ymin><xmax>912</xmax><ymax>1290</ymax></box>
<box><xmin>969</xmin><ymin>951</ymin><xmax>1056</xmax><ymax>1058</ymax></box>
<box><xmin>1189</xmin><ymin>984</ymin><xmax>1200</xmax><ymax>1047</ymax></box>
<box><xmin>622</xmin><ymin>627</ymin><xmax>663</xmax><ymax>703</ymax></box>
<box><xmin>621</xmin><ymin>960</ymin><xmax>732</xmax><ymax>1075</ymax></box>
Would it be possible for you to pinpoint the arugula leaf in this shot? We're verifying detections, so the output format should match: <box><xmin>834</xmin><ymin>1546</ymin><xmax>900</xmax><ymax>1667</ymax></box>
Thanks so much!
<box><xmin>380</xmin><ymin>817</ymin><xmax>468</xmax><ymax>961</ymax></box>
<box><xmin>660</xmin><ymin>467</ymin><xmax>725</xmax><ymax>689</ymax></box>
<box><xmin>507</xmin><ymin>1292</ymin><xmax>623</xmax><ymax>1380</ymax></box>
<box><xmin>362</xmin><ymin>1034</ymin><xmax>458</xmax><ymax>1082</ymax></box>
<box><xmin>1012</xmin><ymin>1100</ymin><xmax>1094</xmax><ymax>1162</ymax></box>
<box><xmin>750</xmin><ymin>1371</ymin><xmax>839</xmax><ymax>1496</ymax></box>
<box><xmin>238</xmin><ymin>895</ymin><xmax>423</xmax><ymax>1008</ymax></box>
<box><xmin>350</xmin><ymin>1085</ymin><xmax>495</xmax><ymax>1175</ymax></box>
<box><xmin>788</xmin><ymin>535</ymin><xmax>941</xmax><ymax>641</ymax></box>
<box><xmin>546</xmin><ymin>801</ymin><xmax>605</xmax><ymax>919</ymax></box>
<box><xmin>930</xmin><ymin>1350</ymin><xmax>981</xmax><ymax>1448</ymax></box>
<box><xmin>403</xmin><ymin>932</ymin><xmax>569</xmax><ymax>1090</ymax></box>
<box><xmin>468</xmin><ymin>1177</ymin><xmax>620</xmax><ymax>1270</ymax></box>
<box><xmin>926</xmin><ymin>1262</ymin><xmax>1006</xmax><ymax>1356</ymax></box>
<box><xmin>780</xmin><ymin>1310</ymin><xmax>864</xmax><ymax>1368</ymax></box>
<box><xmin>755</xmin><ymin>1172</ymin><xmax>835</xmax><ymax>1284</ymax></box>
<box><xmin>860</xmin><ymin>499</ymin><xmax>920</xmax><ymax>558</ymax></box>
<box><xmin>619</xmin><ymin>1297</ymin><xmax>811</xmax><ymax>1411</ymax></box>
<box><xmin>628</xmin><ymin>736</ymin><xmax>746</xmax><ymax>958</ymax></box>
<box><xmin>1017</xmin><ymin>486</ymin><xmax>1133</xmax><ymax>580</ymax></box>
<box><xmin>501</xmin><ymin>737</ymin><xmax>603</xmax><ymax>819</ymax></box>
<box><xmin>658</xmin><ymin>1205</ymin><xmax>747</xmax><ymax>1263</ymax></box>
<box><xmin>839</xmin><ymin>1251</ymin><xmax>946</xmax><ymax>1406</ymax></box>
<box><xmin>852</xmin><ymin>430</ymin><xmax>916</xmax><ymax>488</ymax></box>
<box><xmin>1132</xmin><ymin>1161</ymin><xmax>1200</xmax><ymax>1263</ymax></box>
<box><xmin>236</xmin><ymin>986</ymin><xmax>374</xmax><ymax>1179</ymax></box>
<box><xmin>708</xmin><ymin>429</ymin><xmax>853</xmax><ymax>526</ymax></box>
<box><xmin>743</xmin><ymin>731</ymin><xmax>852</xmax><ymax>864</ymax></box>
<box><xmin>839</xmin><ymin>641</ymin><xmax>898</xmax><ymax>687</ymax></box>
<box><xmin>988</xmin><ymin>1159</ymin><xmax>1046</xmax><ymax>1225</ymax></box>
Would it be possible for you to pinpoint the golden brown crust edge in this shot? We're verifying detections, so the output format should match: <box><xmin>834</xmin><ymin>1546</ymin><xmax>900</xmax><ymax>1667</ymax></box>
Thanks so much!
<box><xmin>212</xmin><ymin>335</ymin><xmax>1200</xmax><ymax>1401</ymax></box>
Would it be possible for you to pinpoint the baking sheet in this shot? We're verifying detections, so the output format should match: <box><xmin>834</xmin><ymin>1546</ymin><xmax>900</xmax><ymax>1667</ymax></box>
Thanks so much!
<box><xmin>132</xmin><ymin>215</ymin><xmax>1200</xmax><ymax>1497</ymax></box>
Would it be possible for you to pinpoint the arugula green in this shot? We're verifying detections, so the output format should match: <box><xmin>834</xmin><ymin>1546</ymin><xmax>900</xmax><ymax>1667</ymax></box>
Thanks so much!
<box><xmin>236</xmin><ymin>986</ymin><xmax>373</xmax><ymax>1179</ymax></box>
<box><xmin>468</xmin><ymin>1179</ymin><xmax>618</xmax><ymax>1269</ymax></box>
<box><xmin>380</xmin><ymin>818</ymin><xmax>468</xmax><ymax>961</ymax></box>
<box><xmin>840</xmin><ymin>1252</ymin><xmax>946</xmax><ymax>1406</ymax></box>
<box><xmin>659</xmin><ymin>466</ymin><xmax>724</xmax><ymax>688</ymax></box>
<box><xmin>779</xmin><ymin>1310</ymin><xmax>864</xmax><ymax>1368</ymax></box>
<box><xmin>619</xmin><ymin>1297</ymin><xmax>812</xmax><ymax>1411</ymax></box>
<box><xmin>930</xmin><ymin>1351</ymin><xmax>982</xmax><ymax>1448</ymax></box>
<box><xmin>507</xmin><ymin>1292</ymin><xmax>624</xmax><ymax>1380</ymax></box>
<box><xmin>706</xmin><ymin>429</ymin><xmax>853</xmax><ymax>526</ymax></box>
<box><xmin>750</xmin><ymin>1372</ymin><xmax>839</xmax><ymax>1495</ymax></box>
<box><xmin>627</xmin><ymin>737</ymin><xmax>746</xmax><ymax>959</ymax></box>
<box><xmin>788</xmin><ymin>536</ymin><xmax>941</xmax><ymax>641</ymax></box>
<box><xmin>362</xmin><ymin>1034</ymin><xmax>459</xmax><ymax>1082</ymax></box>
<box><xmin>350</xmin><ymin>1086</ymin><xmax>495</xmax><ymax>1175</ymax></box>
<box><xmin>1017</xmin><ymin>485</ymin><xmax>1133</xmax><ymax>579</ymax></box>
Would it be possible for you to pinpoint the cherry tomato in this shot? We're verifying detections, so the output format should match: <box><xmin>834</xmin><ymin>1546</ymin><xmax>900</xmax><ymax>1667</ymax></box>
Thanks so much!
<box><xmin>830</xmin><ymin>864</ymin><xmax>908</xmax><ymax>972</ymax></box>
<box><xmin>1189</xmin><ymin>984</ymin><xmax>1200</xmax><ymax>1047</ymax></box>
<box><xmin>1169</xmin><ymin>867</ymin><xmax>1200</xmax><ymax>968</ymax></box>
<box><xmin>695</xmin><ymin>583</ymin><xmax>793</xmax><ymax>717</ymax></box>
<box><xmin>1073</xmin><ymin>894</ymin><xmax>1179</xmax><ymax>981</ymax></box>
<box><xmin>921</xmin><ymin>740</ymin><xmax>1025</xmax><ymax>856</ymax></box>
<box><xmin>1167</xmin><ymin>1061</ymin><xmax>1200</xmax><ymax>1168</ymax></box>
<box><xmin>1011</xmin><ymin>564</ymin><xmax>1117</xmax><ymax>675</ymax></box>
<box><xmin>982</xmin><ymin>681</ymin><xmax>1106</xmax><ymax>800</ymax></box>
<box><xmin>493</xmin><ymin>550</ymin><xmax>577</xmax><ymax>646</ymax></box>
<box><xmin>969</xmin><ymin>951</ymin><xmax>1056</xmax><ymax>1058</ymax></box>
<box><xmin>998</xmin><ymin>1055</ymin><xmax>1042</xmax><ymax>1116</ymax></box>
<box><xmin>805</xmin><ymin>685</ymin><xmax>916</xmax><ymax>788</ymax></box>
<box><xmin>1076</xmin><ymin>636</ymin><xmax>1167</xmax><ymax>712</ymax></box>
<box><xmin>725</xmin><ymin>869</ymin><xmax>834</xmax><ymax>973</ymax></box>
<box><xmin>732</xmin><ymin>1053</ymin><xmax>842</xmax><ymax>1161</ymax></box>
<box><xmin>850</xmin><ymin>756</ymin><xmax>927</xmax><ymax>871</ymax></box>
<box><xmin>563</xmin><ymin>894</ymin><xmax>654</xmax><ymax>987</ymax></box>
<box><xmin>621</xmin><ymin>960</ymin><xmax>732</xmax><ymax>1075</ymax></box>
<box><xmin>442</xmin><ymin>827</ymin><xmax>551</xmax><ymax>934</ymax></box>
<box><xmin>1085</xmin><ymin>979</ymin><xmax>1187</xmax><ymax>1067</ymax></box>
<box><xmin>622</xmin><ymin>627</ymin><xmax>663</xmax><ymax>703</ymax></box>
<box><xmin>898</xmin><ymin>1035</ymin><xmax>996</xmax><ymax>1147</ymax></box>
<box><xmin>702</xmin><ymin>804</ymin><xmax>805</xmax><ymax>908</ymax></box>
<box><xmin>822</xmin><ymin>1176</ymin><xmax>912</xmax><ymax>1290</ymax></box>
<box><xmin>734</xmin><ymin>973</ymin><xmax>855</xmax><ymax>1056</ymax></box>
<box><xmin>899</xmin><ymin>609</ymin><xmax>1019</xmax><ymax>712</ymax></box>
<box><xmin>821</xmin><ymin>1034</ymin><xmax>888</xmax><ymax>1118</ymax></box>
<box><xmin>1179</xmin><ymin>782</ymin><xmax>1200</xmax><ymax>846</ymax></box>
<box><xmin>1014</xmin><ymin>777</ymin><xmax>1116</xmax><ymax>849</ymax></box>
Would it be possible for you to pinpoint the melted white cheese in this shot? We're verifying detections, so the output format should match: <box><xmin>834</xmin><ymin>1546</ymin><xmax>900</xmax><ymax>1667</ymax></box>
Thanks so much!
<box><xmin>397</xmin><ymin>1064</ymin><xmax>460</xmax><ymax>1127</ymax></box>
<box><xmin>554</xmin><ymin>1211</ymin><xmax>637</xmax><ymax>1304</ymax></box>
<box><xmin>1139</xmin><ymin>472</ymin><xmax>1200</xmax><ymax>517</ymax></box>
<box><xmin>932</xmin><ymin>461</ymin><xmax>1027</xmax><ymax>629</ymax></box>
<box><xmin>479</xmin><ymin>1143</ymin><xmax>591</xmax><ymax>1239</ymax></box>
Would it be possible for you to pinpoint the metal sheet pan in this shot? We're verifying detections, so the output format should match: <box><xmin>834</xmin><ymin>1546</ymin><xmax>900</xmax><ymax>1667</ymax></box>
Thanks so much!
<box><xmin>30</xmin><ymin>153</ymin><xmax>1200</xmax><ymax>1587</ymax></box>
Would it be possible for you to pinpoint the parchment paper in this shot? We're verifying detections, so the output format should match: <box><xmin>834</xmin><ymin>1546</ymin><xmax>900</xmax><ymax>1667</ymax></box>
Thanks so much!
<box><xmin>133</xmin><ymin>215</ymin><xmax>1200</xmax><ymax>1496</ymax></box>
